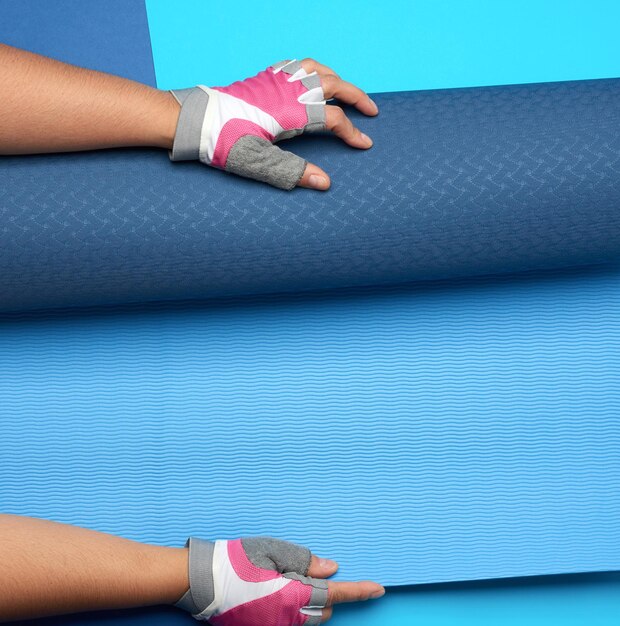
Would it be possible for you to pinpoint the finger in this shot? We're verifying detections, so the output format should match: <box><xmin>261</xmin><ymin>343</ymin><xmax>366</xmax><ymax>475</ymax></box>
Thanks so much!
<box><xmin>325</xmin><ymin>106</ymin><xmax>373</xmax><ymax>150</ymax></box>
<box><xmin>327</xmin><ymin>581</ymin><xmax>386</xmax><ymax>606</ymax></box>
<box><xmin>299</xmin><ymin>58</ymin><xmax>378</xmax><ymax>116</ymax></box>
<box><xmin>300</xmin><ymin>57</ymin><xmax>341</xmax><ymax>79</ymax></box>
<box><xmin>321</xmin><ymin>74</ymin><xmax>378</xmax><ymax>116</ymax></box>
<box><xmin>321</xmin><ymin>607</ymin><xmax>333</xmax><ymax>623</ymax></box>
<box><xmin>298</xmin><ymin>161</ymin><xmax>331</xmax><ymax>191</ymax></box>
<box><xmin>307</xmin><ymin>555</ymin><xmax>339</xmax><ymax>578</ymax></box>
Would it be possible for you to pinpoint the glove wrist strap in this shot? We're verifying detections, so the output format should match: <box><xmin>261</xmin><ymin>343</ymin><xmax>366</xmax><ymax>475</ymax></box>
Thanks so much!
<box><xmin>174</xmin><ymin>537</ymin><xmax>216</xmax><ymax>616</ymax></box>
<box><xmin>169</xmin><ymin>88</ymin><xmax>210</xmax><ymax>162</ymax></box>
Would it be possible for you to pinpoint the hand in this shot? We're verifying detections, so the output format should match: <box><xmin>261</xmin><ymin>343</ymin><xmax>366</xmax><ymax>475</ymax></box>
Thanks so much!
<box><xmin>175</xmin><ymin>537</ymin><xmax>385</xmax><ymax>625</ymax></box>
<box><xmin>169</xmin><ymin>59</ymin><xmax>379</xmax><ymax>191</ymax></box>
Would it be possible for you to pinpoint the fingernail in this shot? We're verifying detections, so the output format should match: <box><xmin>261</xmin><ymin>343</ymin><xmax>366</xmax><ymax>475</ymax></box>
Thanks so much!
<box><xmin>370</xmin><ymin>587</ymin><xmax>386</xmax><ymax>599</ymax></box>
<box><xmin>361</xmin><ymin>133</ymin><xmax>373</xmax><ymax>146</ymax></box>
<box><xmin>319</xmin><ymin>558</ymin><xmax>337</xmax><ymax>569</ymax></box>
<box><xmin>309</xmin><ymin>174</ymin><xmax>327</xmax><ymax>189</ymax></box>
<box><xmin>369</xmin><ymin>98</ymin><xmax>379</xmax><ymax>113</ymax></box>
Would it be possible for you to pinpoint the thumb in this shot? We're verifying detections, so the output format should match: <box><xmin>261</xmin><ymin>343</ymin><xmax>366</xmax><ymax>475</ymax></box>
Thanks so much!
<box><xmin>225</xmin><ymin>135</ymin><xmax>307</xmax><ymax>190</ymax></box>
<box><xmin>241</xmin><ymin>537</ymin><xmax>313</xmax><ymax>575</ymax></box>
<box><xmin>298</xmin><ymin>161</ymin><xmax>331</xmax><ymax>190</ymax></box>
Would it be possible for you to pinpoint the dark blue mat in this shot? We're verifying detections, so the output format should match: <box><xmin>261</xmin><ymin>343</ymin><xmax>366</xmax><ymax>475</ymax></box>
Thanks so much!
<box><xmin>1</xmin><ymin>78</ymin><xmax>620</xmax><ymax>310</ymax></box>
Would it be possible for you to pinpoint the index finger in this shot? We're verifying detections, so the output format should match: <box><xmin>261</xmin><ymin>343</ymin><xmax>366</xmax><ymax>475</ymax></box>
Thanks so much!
<box><xmin>327</xmin><ymin>581</ymin><xmax>386</xmax><ymax>606</ymax></box>
<box><xmin>300</xmin><ymin>58</ymin><xmax>378</xmax><ymax>117</ymax></box>
<box><xmin>321</xmin><ymin>74</ymin><xmax>379</xmax><ymax>117</ymax></box>
<box><xmin>300</xmin><ymin>57</ymin><xmax>341</xmax><ymax>79</ymax></box>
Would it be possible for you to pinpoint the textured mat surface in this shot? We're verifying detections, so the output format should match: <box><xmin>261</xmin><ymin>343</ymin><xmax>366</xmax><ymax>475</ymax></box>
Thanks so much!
<box><xmin>2</xmin><ymin>78</ymin><xmax>620</xmax><ymax>311</ymax></box>
<box><xmin>2</xmin><ymin>0</ymin><xmax>620</xmax><ymax>600</ymax></box>
<box><xmin>3</xmin><ymin>266</ymin><xmax>620</xmax><ymax>585</ymax></box>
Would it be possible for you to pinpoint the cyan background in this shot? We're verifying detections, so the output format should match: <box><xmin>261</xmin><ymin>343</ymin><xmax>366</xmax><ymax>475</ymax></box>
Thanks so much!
<box><xmin>147</xmin><ymin>0</ymin><xmax>620</xmax><ymax>92</ymax></box>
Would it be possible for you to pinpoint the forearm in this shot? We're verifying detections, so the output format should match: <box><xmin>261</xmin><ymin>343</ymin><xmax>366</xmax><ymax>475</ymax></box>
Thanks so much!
<box><xmin>0</xmin><ymin>514</ymin><xmax>188</xmax><ymax>622</ymax></box>
<box><xmin>0</xmin><ymin>44</ymin><xmax>179</xmax><ymax>154</ymax></box>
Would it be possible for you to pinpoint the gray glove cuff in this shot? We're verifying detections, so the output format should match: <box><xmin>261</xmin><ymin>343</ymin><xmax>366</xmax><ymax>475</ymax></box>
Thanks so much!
<box><xmin>174</xmin><ymin>537</ymin><xmax>215</xmax><ymax>615</ymax></box>
<box><xmin>169</xmin><ymin>88</ymin><xmax>209</xmax><ymax>162</ymax></box>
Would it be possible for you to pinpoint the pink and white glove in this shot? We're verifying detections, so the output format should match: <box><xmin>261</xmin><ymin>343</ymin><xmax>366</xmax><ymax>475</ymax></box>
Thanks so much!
<box><xmin>169</xmin><ymin>60</ymin><xmax>326</xmax><ymax>190</ymax></box>
<box><xmin>175</xmin><ymin>537</ymin><xmax>329</xmax><ymax>625</ymax></box>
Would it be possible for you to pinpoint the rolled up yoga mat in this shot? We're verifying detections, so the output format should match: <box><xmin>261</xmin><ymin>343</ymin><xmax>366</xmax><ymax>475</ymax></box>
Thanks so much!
<box><xmin>2</xmin><ymin>78</ymin><xmax>620</xmax><ymax>311</ymax></box>
<box><xmin>1</xmin><ymin>0</ymin><xmax>620</xmax><ymax>597</ymax></box>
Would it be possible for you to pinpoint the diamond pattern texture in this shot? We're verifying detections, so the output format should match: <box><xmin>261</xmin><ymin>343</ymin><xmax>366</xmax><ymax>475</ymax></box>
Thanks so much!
<box><xmin>2</xmin><ymin>79</ymin><xmax>620</xmax><ymax>311</ymax></box>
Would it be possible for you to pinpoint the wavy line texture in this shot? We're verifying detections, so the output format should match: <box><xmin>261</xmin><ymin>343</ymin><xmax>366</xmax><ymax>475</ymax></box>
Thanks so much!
<box><xmin>2</xmin><ymin>266</ymin><xmax>620</xmax><ymax>586</ymax></box>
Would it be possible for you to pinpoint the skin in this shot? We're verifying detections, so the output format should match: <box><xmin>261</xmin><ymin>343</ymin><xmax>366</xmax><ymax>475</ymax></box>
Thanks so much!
<box><xmin>0</xmin><ymin>45</ymin><xmax>383</xmax><ymax>621</ymax></box>
<box><xmin>0</xmin><ymin>515</ymin><xmax>384</xmax><ymax>622</ymax></box>
<box><xmin>0</xmin><ymin>44</ymin><xmax>378</xmax><ymax>190</ymax></box>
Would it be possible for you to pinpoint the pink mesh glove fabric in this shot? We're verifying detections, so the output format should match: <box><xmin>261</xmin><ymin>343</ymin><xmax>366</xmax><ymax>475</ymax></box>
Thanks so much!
<box><xmin>169</xmin><ymin>60</ymin><xmax>326</xmax><ymax>190</ymax></box>
<box><xmin>175</xmin><ymin>537</ymin><xmax>329</xmax><ymax>626</ymax></box>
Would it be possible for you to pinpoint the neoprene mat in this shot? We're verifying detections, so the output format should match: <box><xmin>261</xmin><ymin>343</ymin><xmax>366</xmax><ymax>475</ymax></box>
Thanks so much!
<box><xmin>2</xmin><ymin>78</ymin><xmax>620</xmax><ymax>311</ymax></box>
<box><xmin>2</xmin><ymin>0</ymin><xmax>620</xmax><ymax>594</ymax></box>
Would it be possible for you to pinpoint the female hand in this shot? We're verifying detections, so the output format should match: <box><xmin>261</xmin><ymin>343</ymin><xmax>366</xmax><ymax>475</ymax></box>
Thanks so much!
<box><xmin>169</xmin><ymin>58</ymin><xmax>379</xmax><ymax>191</ymax></box>
<box><xmin>175</xmin><ymin>536</ymin><xmax>385</xmax><ymax>625</ymax></box>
